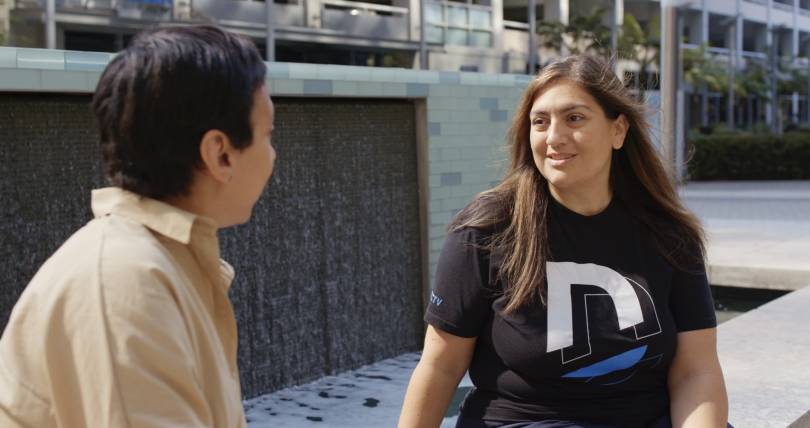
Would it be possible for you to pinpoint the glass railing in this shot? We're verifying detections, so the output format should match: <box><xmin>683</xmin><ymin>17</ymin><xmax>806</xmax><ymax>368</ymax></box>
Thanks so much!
<box><xmin>424</xmin><ymin>0</ymin><xmax>493</xmax><ymax>48</ymax></box>
<box><xmin>321</xmin><ymin>0</ymin><xmax>407</xmax><ymax>18</ymax></box>
<box><xmin>16</xmin><ymin>0</ymin><xmax>171</xmax><ymax>18</ymax></box>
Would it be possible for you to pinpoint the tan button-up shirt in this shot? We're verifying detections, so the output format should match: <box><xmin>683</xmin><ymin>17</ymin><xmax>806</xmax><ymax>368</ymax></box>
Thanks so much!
<box><xmin>0</xmin><ymin>188</ymin><xmax>247</xmax><ymax>428</ymax></box>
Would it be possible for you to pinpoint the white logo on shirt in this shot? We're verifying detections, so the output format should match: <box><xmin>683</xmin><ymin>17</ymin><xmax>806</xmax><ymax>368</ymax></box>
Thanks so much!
<box><xmin>546</xmin><ymin>262</ymin><xmax>661</xmax><ymax>364</ymax></box>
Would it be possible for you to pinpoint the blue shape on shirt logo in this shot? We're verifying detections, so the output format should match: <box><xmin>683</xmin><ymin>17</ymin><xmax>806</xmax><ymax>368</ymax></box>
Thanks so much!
<box><xmin>562</xmin><ymin>346</ymin><xmax>647</xmax><ymax>379</ymax></box>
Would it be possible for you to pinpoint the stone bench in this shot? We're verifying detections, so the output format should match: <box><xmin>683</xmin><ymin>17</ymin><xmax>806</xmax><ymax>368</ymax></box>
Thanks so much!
<box><xmin>718</xmin><ymin>285</ymin><xmax>810</xmax><ymax>428</ymax></box>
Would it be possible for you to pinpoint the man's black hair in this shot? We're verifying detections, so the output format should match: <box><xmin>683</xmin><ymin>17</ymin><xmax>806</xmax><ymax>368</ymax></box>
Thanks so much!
<box><xmin>91</xmin><ymin>24</ymin><xmax>267</xmax><ymax>200</ymax></box>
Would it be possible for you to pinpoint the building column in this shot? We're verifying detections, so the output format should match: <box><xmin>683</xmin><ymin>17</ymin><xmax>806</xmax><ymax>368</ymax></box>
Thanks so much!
<box><xmin>173</xmin><ymin>0</ymin><xmax>192</xmax><ymax>20</ymax></box>
<box><xmin>545</xmin><ymin>0</ymin><xmax>569</xmax><ymax>56</ymax></box>
<box><xmin>792</xmin><ymin>0</ymin><xmax>800</xmax><ymax>123</ymax></box>
<box><xmin>529</xmin><ymin>0</ymin><xmax>537</xmax><ymax>72</ymax></box>
<box><xmin>736</xmin><ymin>16</ymin><xmax>743</xmax><ymax>68</ymax></box>
<box><xmin>266</xmin><ymin>0</ymin><xmax>275</xmax><ymax>61</ymax></box>
<box><xmin>766</xmin><ymin>0</ymin><xmax>773</xmax><ymax>127</ymax></box>
<box><xmin>661</xmin><ymin>3</ymin><xmax>678</xmax><ymax>165</ymax></box>
<box><xmin>766</xmin><ymin>0</ymin><xmax>773</xmax><ymax>46</ymax></box>
<box><xmin>701</xmin><ymin>0</ymin><xmax>709</xmax><ymax>126</ymax></box>
<box><xmin>306</xmin><ymin>0</ymin><xmax>322</xmax><ymax>29</ymax></box>
<box><xmin>492</xmin><ymin>0</ymin><xmax>504</xmax><ymax>67</ymax></box>
<box><xmin>45</xmin><ymin>0</ymin><xmax>56</xmax><ymax>49</ymax></box>
<box><xmin>610</xmin><ymin>0</ymin><xmax>623</xmax><ymax>71</ymax></box>
<box><xmin>806</xmin><ymin>43</ymin><xmax>810</xmax><ymax>124</ymax></box>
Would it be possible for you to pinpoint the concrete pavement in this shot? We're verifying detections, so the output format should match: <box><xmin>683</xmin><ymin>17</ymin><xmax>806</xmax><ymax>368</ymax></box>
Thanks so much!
<box><xmin>717</xmin><ymin>284</ymin><xmax>810</xmax><ymax>428</ymax></box>
<box><xmin>682</xmin><ymin>181</ymin><xmax>810</xmax><ymax>291</ymax></box>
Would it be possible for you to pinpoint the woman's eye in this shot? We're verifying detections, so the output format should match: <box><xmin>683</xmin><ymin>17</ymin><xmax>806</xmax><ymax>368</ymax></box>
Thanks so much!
<box><xmin>533</xmin><ymin>119</ymin><xmax>547</xmax><ymax>125</ymax></box>
<box><xmin>569</xmin><ymin>115</ymin><xmax>583</xmax><ymax>122</ymax></box>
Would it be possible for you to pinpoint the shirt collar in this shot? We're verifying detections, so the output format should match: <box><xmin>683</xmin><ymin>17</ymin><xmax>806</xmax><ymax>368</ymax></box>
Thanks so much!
<box><xmin>91</xmin><ymin>187</ymin><xmax>216</xmax><ymax>245</ymax></box>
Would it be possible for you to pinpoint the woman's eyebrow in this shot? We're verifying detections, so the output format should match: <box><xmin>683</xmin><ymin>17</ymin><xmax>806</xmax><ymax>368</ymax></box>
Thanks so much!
<box><xmin>530</xmin><ymin>103</ymin><xmax>592</xmax><ymax>116</ymax></box>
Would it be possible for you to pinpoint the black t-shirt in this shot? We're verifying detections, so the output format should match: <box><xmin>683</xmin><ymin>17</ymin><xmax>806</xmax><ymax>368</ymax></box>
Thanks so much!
<box><xmin>424</xmin><ymin>196</ymin><xmax>717</xmax><ymax>428</ymax></box>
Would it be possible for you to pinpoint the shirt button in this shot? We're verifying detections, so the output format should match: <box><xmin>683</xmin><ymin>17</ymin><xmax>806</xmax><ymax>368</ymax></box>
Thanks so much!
<box><xmin>230</xmin><ymin>370</ymin><xmax>237</xmax><ymax>380</ymax></box>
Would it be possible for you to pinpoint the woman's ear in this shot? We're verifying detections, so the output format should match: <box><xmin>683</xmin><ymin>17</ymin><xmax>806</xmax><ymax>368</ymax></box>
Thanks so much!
<box><xmin>613</xmin><ymin>114</ymin><xmax>629</xmax><ymax>150</ymax></box>
<box><xmin>199</xmin><ymin>130</ymin><xmax>234</xmax><ymax>184</ymax></box>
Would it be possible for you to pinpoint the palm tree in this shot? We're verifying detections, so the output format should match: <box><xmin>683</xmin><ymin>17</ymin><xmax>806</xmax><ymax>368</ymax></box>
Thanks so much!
<box><xmin>536</xmin><ymin>6</ymin><xmax>611</xmax><ymax>60</ymax></box>
<box><xmin>682</xmin><ymin>43</ymin><xmax>725</xmax><ymax>93</ymax></box>
<box><xmin>682</xmin><ymin>43</ymin><xmax>726</xmax><ymax>126</ymax></box>
<box><xmin>617</xmin><ymin>14</ymin><xmax>660</xmax><ymax>92</ymax></box>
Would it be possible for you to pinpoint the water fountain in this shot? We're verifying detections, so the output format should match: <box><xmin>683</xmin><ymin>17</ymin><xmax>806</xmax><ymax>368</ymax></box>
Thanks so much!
<box><xmin>0</xmin><ymin>94</ymin><xmax>425</xmax><ymax>399</ymax></box>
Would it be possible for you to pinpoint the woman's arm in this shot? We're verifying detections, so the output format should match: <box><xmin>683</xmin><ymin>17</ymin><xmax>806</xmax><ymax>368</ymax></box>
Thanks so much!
<box><xmin>398</xmin><ymin>326</ymin><xmax>477</xmax><ymax>428</ymax></box>
<box><xmin>668</xmin><ymin>328</ymin><xmax>729</xmax><ymax>428</ymax></box>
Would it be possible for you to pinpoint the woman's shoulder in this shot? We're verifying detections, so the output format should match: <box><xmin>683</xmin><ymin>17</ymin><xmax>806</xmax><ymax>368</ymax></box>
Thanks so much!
<box><xmin>441</xmin><ymin>227</ymin><xmax>499</xmax><ymax>264</ymax></box>
<box><xmin>448</xmin><ymin>224</ymin><xmax>495</xmax><ymax>239</ymax></box>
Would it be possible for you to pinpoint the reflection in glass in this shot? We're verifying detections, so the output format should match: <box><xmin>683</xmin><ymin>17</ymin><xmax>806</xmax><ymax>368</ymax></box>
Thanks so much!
<box><xmin>447</xmin><ymin>28</ymin><xmax>469</xmax><ymax>46</ymax></box>
<box><xmin>470</xmin><ymin>30</ymin><xmax>492</xmax><ymax>47</ymax></box>
<box><xmin>448</xmin><ymin>6</ymin><xmax>468</xmax><ymax>26</ymax></box>
<box><xmin>426</xmin><ymin>25</ymin><xmax>444</xmax><ymax>44</ymax></box>
<box><xmin>425</xmin><ymin>2</ymin><xmax>444</xmax><ymax>24</ymax></box>
<box><xmin>469</xmin><ymin>9</ymin><xmax>491</xmax><ymax>28</ymax></box>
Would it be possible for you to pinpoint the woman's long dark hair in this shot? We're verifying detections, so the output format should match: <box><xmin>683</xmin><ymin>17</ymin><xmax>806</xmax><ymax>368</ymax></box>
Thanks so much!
<box><xmin>451</xmin><ymin>55</ymin><xmax>706</xmax><ymax>314</ymax></box>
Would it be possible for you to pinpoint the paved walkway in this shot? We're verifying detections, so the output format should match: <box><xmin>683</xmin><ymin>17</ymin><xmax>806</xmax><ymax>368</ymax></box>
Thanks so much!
<box><xmin>682</xmin><ymin>181</ymin><xmax>810</xmax><ymax>290</ymax></box>
<box><xmin>718</xmin><ymin>285</ymin><xmax>810</xmax><ymax>428</ymax></box>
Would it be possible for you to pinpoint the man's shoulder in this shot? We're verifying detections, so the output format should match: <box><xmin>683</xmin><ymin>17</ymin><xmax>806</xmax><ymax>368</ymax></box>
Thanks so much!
<box><xmin>27</xmin><ymin>214</ymin><xmax>182</xmax><ymax>299</ymax></box>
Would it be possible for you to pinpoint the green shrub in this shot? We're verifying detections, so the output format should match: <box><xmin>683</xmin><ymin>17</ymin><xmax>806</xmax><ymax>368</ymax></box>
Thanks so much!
<box><xmin>688</xmin><ymin>134</ymin><xmax>810</xmax><ymax>180</ymax></box>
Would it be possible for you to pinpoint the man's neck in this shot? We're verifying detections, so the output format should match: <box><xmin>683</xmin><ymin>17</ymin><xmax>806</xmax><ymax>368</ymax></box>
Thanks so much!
<box><xmin>161</xmin><ymin>180</ymin><xmax>227</xmax><ymax>229</ymax></box>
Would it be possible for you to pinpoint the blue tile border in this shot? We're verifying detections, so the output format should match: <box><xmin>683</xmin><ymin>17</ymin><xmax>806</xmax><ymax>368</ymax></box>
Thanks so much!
<box><xmin>406</xmin><ymin>83</ymin><xmax>429</xmax><ymax>97</ymax></box>
<box><xmin>16</xmin><ymin>49</ymin><xmax>64</xmax><ymax>70</ymax></box>
<box><xmin>0</xmin><ymin>47</ymin><xmax>17</xmax><ymax>68</ymax></box>
<box><xmin>490</xmin><ymin>110</ymin><xmax>507</xmax><ymax>122</ymax></box>
<box><xmin>441</xmin><ymin>172</ymin><xmax>462</xmax><ymax>186</ymax></box>
<box><xmin>480</xmin><ymin>98</ymin><xmax>498</xmax><ymax>110</ymax></box>
<box><xmin>515</xmin><ymin>74</ymin><xmax>534</xmax><ymax>87</ymax></box>
<box><xmin>304</xmin><ymin>80</ymin><xmax>332</xmax><ymax>95</ymax></box>
<box><xmin>439</xmin><ymin>71</ymin><xmax>461</xmax><ymax>85</ymax></box>
<box><xmin>0</xmin><ymin>49</ymin><xmax>539</xmax><ymax>94</ymax></box>
<box><xmin>65</xmin><ymin>51</ymin><xmax>109</xmax><ymax>72</ymax></box>
<box><xmin>428</xmin><ymin>122</ymin><xmax>441</xmax><ymax>136</ymax></box>
<box><xmin>265</xmin><ymin>62</ymin><xmax>289</xmax><ymax>79</ymax></box>
<box><xmin>0</xmin><ymin>68</ymin><xmax>41</xmax><ymax>90</ymax></box>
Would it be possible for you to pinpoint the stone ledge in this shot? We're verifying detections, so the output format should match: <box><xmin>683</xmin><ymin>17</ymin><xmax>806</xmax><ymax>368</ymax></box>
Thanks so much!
<box><xmin>718</xmin><ymin>285</ymin><xmax>810</xmax><ymax>428</ymax></box>
<box><xmin>708</xmin><ymin>264</ymin><xmax>810</xmax><ymax>291</ymax></box>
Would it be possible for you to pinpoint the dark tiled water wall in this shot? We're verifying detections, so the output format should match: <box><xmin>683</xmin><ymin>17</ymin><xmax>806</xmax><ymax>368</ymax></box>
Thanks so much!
<box><xmin>0</xmin><ymin>95</ymin><xmax>425</xmax><ymax>399</ymax></box>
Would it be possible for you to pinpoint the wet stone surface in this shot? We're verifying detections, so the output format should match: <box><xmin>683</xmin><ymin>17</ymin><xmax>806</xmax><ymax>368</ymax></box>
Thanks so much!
<box><xmin>1</xmin><ymin>95</ymin><xmax>426</xmax><ymax>401</ymax></box>
<box><xmin>243</xmin><ymin>352</ymin><xmax>420</xmax><ymax>427</ymax></box>
<box><xmin>243</xmin><ymin>352</ymin><xmax>470</xmax><ymax>427</ymax></box>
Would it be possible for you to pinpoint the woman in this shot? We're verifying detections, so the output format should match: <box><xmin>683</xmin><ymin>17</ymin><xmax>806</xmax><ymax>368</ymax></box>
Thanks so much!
<box><xmin>398</xmin><ymin>55</ymin><xmax>729</xmax><ymax>428</ymax></box>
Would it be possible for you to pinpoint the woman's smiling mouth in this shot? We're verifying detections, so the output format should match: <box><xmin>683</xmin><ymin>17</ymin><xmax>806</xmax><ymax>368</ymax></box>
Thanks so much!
<box><xmin>547</xmin><ymin>153</ymin><xmax>577</xmax><ymax>166</ymax></box>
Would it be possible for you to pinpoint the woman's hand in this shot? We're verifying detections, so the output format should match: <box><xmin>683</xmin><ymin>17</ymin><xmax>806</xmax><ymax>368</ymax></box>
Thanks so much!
<box><xmin>668</xmin><ymin>328</ymin><xmax>729</xmax><ymax>428</ymax></box>
<box><xmin>398</xmin><ymin>326</ymin><xmax>477</xmax><ymax>428</ymax></box>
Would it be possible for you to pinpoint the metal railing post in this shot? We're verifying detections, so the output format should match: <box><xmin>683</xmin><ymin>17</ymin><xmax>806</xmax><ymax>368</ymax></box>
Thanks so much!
<box><xmin>420</xmin><ymin>0</ymin><xmax>426</xmax><ymax>69</ymax></box>
<box><xmin>45</xmin><ymin>0</ymin><xmax>56</xmax><ymax>49</ymax></box>
<box><xmin>266</xmin><ymin>0</ymin><xmax>275</xmax><ymax>61</ymax></box>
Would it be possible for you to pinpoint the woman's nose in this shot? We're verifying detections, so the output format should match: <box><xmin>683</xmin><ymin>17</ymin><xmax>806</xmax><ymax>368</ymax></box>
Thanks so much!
<box><xmin>545</xmin><ymin>120</ymin><xmax>568</xmax><ymax>147</ymax></box>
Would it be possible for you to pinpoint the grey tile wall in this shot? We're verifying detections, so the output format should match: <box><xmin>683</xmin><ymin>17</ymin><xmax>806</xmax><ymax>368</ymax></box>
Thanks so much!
<box><xmin>0</xmin><ymin>47</ymin><xmax>530</xmax><ymax>286</ymax></box>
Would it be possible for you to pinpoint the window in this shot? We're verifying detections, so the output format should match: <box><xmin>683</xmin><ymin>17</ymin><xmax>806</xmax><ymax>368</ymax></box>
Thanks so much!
<box><xmin>424</xmin><ymin>0</ymin><xmax>493</xmax><ymax>48</ymax></box>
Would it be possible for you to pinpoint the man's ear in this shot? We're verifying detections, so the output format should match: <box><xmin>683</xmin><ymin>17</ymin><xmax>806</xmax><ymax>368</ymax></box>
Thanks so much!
<box><xmin>199</xmin><ymin>130</ymin><xmax>234</xmax><ymax>184</ymax></box>
<box><xmin>613</xmin><ymin>114</ymin><xmax>629</xmax><ymax>150</ymax></box>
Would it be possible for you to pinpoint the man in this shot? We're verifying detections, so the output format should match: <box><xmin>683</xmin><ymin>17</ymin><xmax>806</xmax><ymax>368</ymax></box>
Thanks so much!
<box><xmin>0</xmin><ymin>25</ymin><xmax>275</xmax><ymax>428</ymax></box>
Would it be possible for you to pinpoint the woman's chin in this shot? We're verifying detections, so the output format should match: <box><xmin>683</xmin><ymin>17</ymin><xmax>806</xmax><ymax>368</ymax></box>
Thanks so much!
<box><xmin>543</xmin><ymin>172</ymin><xmax>578</xmax><ymax>191</ymax></box>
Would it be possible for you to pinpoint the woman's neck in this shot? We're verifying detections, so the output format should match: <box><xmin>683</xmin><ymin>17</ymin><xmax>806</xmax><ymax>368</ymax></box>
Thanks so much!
<box><xmin>548</xmin><ymin>182</ymin><xmax>612</xmax><ymax>216</ymax></box>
